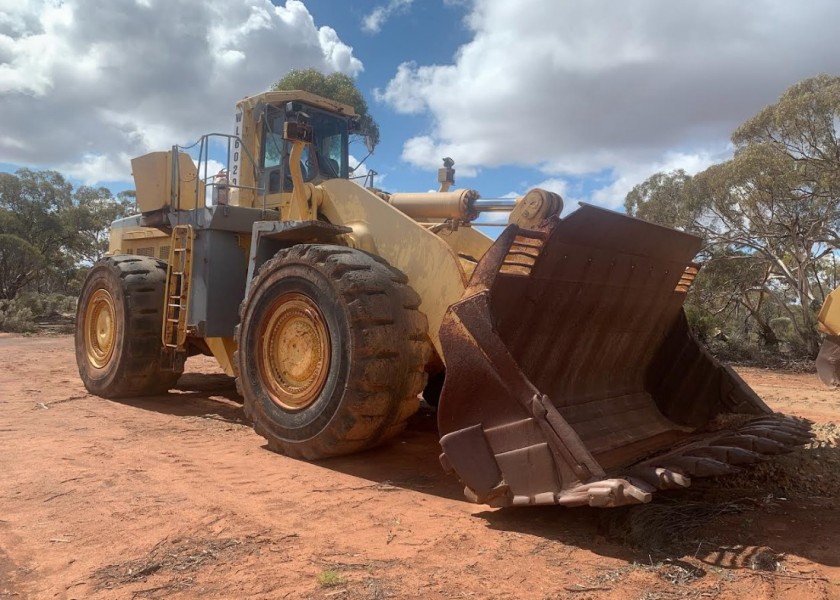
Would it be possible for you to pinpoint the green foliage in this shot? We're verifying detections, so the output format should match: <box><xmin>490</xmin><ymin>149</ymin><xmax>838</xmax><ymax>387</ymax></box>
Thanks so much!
<box><xmin>67</xmin><ymin>186</ymin><xmax>135</xmax><ymax>263</ymax></box>
<box><xmin>0</xmin><ymin>233</ymin><xmax>43</xmax><ymax>300</ymax></box>
<box><xmin>272</xmin><ymin>68</ymin><xmax>380</xmax><ymax>151</ymax></box>
<box><xmin>0</xmin><ymin>168</ymin><xmax>132</xmax><ymax>300</ymax></box>
<box><xmin>0</xmin><ymin>293</ymin><xmax>77</xmax><ymax>333</ymax></box>
<box><xmin>0</xmin><ymin>300</ymin><xmax>36</xmax><ymax>333</ymax></box>
<box><xmin>626</xmin><ymin>75</ymin><xmax>840</xmax><ymax>360</ymax></box>
<box><xmin>624</xmin><ymin>169</ymin><xmax>703</xmax><ymax>231</ymax></box>
<box><xmin>14</xmin><ymin>292</ymin><xmax>77</xmax><ymax>319</ymax></box>
<box><xmin>316</xmin><ymin>570</ymin><xmax>343</xmax><ymax>588</ymax></box>
<box><xmin>684</xmin><ymin>304</ymin><xmax>723</xmax><ymax>343</ymax></box>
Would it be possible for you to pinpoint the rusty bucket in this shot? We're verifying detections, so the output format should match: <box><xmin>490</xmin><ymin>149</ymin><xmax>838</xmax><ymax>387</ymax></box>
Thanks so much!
<box><xmin>437</xmin><ymin>205</ymin><xmax>812</xmax><ymax>508</ymax></box>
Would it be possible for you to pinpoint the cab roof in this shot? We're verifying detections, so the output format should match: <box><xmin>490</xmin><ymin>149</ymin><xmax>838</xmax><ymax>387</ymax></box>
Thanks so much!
<box><xmin>236</xmin><ymin>90</ymin><xmax>357</xmax><ymax>118</ymax></box>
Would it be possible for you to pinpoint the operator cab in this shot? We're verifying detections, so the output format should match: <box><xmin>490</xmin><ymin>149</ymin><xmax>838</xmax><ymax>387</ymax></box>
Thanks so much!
<box><xmin>227</xmin><ymin>90</ymin><xmax>358</xmax><ymax>211</ymax></box>
<box><xmin>260</xmin><ymin>101</ymin><xmax>352</xmax><ymax>195</ymax></box>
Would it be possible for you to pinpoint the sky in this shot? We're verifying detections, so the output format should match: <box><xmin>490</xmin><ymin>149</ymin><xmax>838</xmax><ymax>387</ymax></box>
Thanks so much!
<box><xmin>2</xmin><ymin>0</ymin><xmax>840</xmax><ymax>215</ymax></box>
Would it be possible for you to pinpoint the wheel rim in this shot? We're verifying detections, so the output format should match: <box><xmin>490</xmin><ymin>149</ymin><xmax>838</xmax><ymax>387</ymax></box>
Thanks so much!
<box><xmin>84</xmin><ymin>288</ymin><xmax>116</xmax><ymax>369</ymax></box>
<box><xmin>258</xmin><ymin>293</ymin><xmax>331</xmax><ymax>411</ymax></box>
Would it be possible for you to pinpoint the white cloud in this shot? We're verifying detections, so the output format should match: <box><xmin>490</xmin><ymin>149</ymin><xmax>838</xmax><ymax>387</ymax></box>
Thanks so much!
<box><xmin>401</xmin><ymin>135</ymin><xmax>478</xmax><ymax>178</ymax></box>
<box><xmin>349</xmin><ymin>154</ymin><xmax>386</xmax><ymax>188</ymax></box>
<box><xmin>362</xmin><ymin>0</ymin><xmax>413</xmax><ymax>34</ymax></box>
<box><xmin>61</xmin><ymin>153</ymin><xmax>134</xmax><ymax>185</ymax></box>
<box><xmin>590</xmin><ymin>150</ymin><xmax>721</xmax><ymax>210</ymax></box>
<box><xmin>0</xmin><ymin>0</ymin><xmax>362</xmax><ymax>183</ymax></box>
<box><xmin>531</xmin><ymin>178</ymin><xmax>569</xmax><ymax>198</ymax></box>
<box><xmin>377</xmin><ymin>0</ymin><xmax>840</xmax><ymax>205</ymax></box>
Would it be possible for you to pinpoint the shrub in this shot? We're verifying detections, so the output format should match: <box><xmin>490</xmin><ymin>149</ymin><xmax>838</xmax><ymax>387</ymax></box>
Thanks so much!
<box><xmin>0</xmin><ymin>293</ymin><xmax>77</xmax><ymax>333</ymax></box>
<box><xmin>0</xmin><ymin>300</ymin><xmax>37</xmax><ymax>333</ymax></box>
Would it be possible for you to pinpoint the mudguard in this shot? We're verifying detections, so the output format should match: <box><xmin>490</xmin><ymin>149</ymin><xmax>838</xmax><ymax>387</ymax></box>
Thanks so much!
<box><xmin>437</xmin><ymin>205</ymin><xmax>812</xmax><ymax>508</ymax></box>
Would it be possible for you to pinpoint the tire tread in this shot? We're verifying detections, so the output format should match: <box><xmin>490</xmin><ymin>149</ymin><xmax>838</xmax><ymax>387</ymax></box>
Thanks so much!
<box><xmin>75</xmin><ymin>256</ymin><xmax>181</xmax><ymax>398</ymax></box>
<box><xmin>236</xmin><ymin>244</ymin><xmax>431</xmax><ymax>459</ymax></box>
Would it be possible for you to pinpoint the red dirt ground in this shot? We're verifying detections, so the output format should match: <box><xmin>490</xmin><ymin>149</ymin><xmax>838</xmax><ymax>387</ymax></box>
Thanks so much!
<box><xmin>1</xmin><ymin>334</ymin><xmax>838</xmax><ymax>599</ymax></box>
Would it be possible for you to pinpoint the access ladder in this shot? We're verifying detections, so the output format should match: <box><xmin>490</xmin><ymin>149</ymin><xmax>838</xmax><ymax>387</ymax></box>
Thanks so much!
<box><xmin>162</xmin><ymin>224</ymin><xmax>194</xmax><ymax>370</ymax></box>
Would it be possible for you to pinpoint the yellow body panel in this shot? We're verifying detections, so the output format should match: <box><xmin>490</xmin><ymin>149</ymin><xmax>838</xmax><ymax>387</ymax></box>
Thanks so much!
<box><xmin>445</xmin><ymin>226</ymin><xmax>494</xmax><ymax>259</ymax></box>
<box><xmin>319</xmin><ymin>179</ymin><xmax>469</xmax><ymax>357</ymax></box>
<box><xmin>436</xmin><ymin>226</ymin><xmax>494</xmax><ymax>280</ymax></box>
<box><xmin>108</xmin><ymin>224</ymin><xmax>170</xmax><ymax>258</ymax></box>
<box><xmin>818</xmin><ymin>287</ymin><xmax>840</xmax><ymax>335</ymax></box>
<box><xmin>205</xmin><ymin>337</ymin><xmax>237</xmax><ymax>376</ymax></box>
<box><xmin>132</xmin><ymin>151</ymin><xmax>205</xmax><ymax>213</ymax></box>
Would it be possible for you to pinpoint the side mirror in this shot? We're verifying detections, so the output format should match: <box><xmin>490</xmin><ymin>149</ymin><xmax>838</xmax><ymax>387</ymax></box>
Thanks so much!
<box><xmin>283</xmin><ymin>113</ymin><xmax>313</xmax><ymax>143</ymax></box>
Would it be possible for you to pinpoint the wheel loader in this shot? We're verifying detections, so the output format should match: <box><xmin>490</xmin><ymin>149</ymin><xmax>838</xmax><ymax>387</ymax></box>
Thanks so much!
<box><xmin>75</xmin><ymin>89</ymin><xmax>812</xmax><ymax>508</ymax></box>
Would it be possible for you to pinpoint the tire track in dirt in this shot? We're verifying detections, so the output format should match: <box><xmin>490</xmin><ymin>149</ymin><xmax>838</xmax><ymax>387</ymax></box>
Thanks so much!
<box><xmin>2</xmin><ymin>336</ymin><xmax>839</xmax><ymax>599</ymax></box>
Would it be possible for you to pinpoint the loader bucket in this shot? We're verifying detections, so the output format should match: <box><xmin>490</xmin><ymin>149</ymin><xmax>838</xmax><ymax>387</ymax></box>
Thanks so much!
<box><xmin>437</xmin><ymin>205</ymin><xmax>812</xmax><ymax>508</ymax></box>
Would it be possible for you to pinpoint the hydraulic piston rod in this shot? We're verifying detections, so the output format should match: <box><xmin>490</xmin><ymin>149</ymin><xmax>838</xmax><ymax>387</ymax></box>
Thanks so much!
<box><xmin>473</xmin><ymin>198</ymin><xmax>518</xmax><ymax>211</ymax></box>
<box><xmin>385</xmin><ymin>187</ymin><xmax>563</xmax><ymax>226</ymax></box>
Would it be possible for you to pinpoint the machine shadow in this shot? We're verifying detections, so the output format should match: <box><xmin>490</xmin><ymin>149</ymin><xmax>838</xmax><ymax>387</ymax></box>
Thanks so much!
<box><xmin>111</xmin><ymin>372</ymin><xmax>247</xmax><ymax>426</ymax></box>
<box><xmin>122</xmin><ymin>371</ymin><xmax>464</xmax><ymax>499</ymax></box>
<box><xmin>475</xmin><ymin>445</ymin><xmax>840</xmax><ymax>570</ymax></box>
<box><xmin>116</xmin><ymin>372</ymin><xmax>840</xmax><ymax>571</ymax></box>
<box><xmin>323</xmin><ymin>406</ymin><xmax>840</xmax><ymax>571</ymax></box>
<box><xmin>317</xmin><ymin>403</ymin><xmax>467</xmax><ymax>501</ymax></box>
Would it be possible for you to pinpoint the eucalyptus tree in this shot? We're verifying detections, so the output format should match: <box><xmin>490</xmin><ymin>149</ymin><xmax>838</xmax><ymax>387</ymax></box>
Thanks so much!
<box><xmin>626</xmin><ymin>75</ymin><xmax>840</xmax><ymax>356</ymax></box>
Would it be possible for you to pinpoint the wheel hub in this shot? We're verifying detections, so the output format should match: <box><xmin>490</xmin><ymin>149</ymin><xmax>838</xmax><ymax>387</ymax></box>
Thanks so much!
<box><xmin>259</xmin><ymin>293</ymin><xmax>331</xmax><ymax>411</ymax></box>
<box><xmin>84</xmin><ymin>288</ymin><xmax>116</xmax><ymax>369</ymax></box>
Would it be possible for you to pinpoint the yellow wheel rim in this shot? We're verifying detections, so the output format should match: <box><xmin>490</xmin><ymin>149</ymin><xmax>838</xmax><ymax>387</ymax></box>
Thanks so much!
<box><xmin>84</xmin><ymin>288</ymin><xmax>116</xmax><ymax>369</ymax></box>
<box><xmin>258</xmin><ymin>293</ymin><xmax>331</xmax><ymax>411</ymax></box>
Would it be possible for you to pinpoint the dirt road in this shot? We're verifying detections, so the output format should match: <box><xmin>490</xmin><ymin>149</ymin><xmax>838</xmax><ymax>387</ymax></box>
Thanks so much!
<box><xmin>1</xmin><ymin>334</ymin><xmax>839</xmax><ymax>599</ymax></box>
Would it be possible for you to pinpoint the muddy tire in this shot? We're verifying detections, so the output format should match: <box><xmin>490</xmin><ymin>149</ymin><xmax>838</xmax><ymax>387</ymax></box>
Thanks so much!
<box><xmin>235</xmin><ymin>244</ymin><xmax>430</xmax><ymax>460</ymax></box>
<box><xmin>75</xmin><ymin>255</ymin><xmax>181</xmax><ymax>398</ymax></box>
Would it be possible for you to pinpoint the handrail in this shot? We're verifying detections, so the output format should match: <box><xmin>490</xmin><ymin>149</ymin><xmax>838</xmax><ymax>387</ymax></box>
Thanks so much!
<box><xmin>172</xmin><ymin>133</ymin><xmax>263</xmax><ymax>215</ymax></box>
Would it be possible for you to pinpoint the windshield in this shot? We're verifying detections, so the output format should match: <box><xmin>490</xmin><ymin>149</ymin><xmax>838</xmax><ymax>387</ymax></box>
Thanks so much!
<box><xmin>308</xmin><ymin>108</ymin><xmax>349</xmax><ymax>179</ymax></box>
<box><xmin>262</xmin><ymin>106</ymin><xmax>349</xmax><ymax>181</ymax></box>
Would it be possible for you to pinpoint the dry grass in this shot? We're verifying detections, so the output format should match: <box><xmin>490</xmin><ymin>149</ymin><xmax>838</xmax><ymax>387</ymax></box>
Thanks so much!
<box><xmin>317</xmin><ymin>569</ymin><xmax>344</xmax><ymax>587</ymax></box>
<box><xmin>706</xmin><ymin>421</ymin><xmax>840</xmax><ymax>500</ymax></box>
<box><xmin>92</xmin><ymin>534</ymin><xmax>269</xmax><ymax>597</ymax></box>
<box><xmin>600</xmin><ymin>499</ymin><xmax>752</xmax><ymax>552</ymax></box>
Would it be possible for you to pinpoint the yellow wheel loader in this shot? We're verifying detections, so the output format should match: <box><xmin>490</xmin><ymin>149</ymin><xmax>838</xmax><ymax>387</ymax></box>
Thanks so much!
<box><xmin>75</xmin><ymin>90</ymin><xmax>812</xmax><ymax>508</ymax></box>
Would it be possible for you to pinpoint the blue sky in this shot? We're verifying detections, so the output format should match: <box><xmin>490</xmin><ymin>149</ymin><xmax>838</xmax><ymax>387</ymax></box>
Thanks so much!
<box><xmin>2</xmin><ymin>0</ymin><xmax>840</xmax><ymax>215</ymax></box>
<box><xmin>306</xmin><ymin>1</ymin><xmax>477</xmax><ymax>193</ymax></box>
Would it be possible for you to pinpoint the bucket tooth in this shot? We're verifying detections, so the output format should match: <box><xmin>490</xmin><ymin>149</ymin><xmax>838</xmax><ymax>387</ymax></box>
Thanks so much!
<box><xmin>620</xmin><ymin>479</ymin><xmax>657</xmax><ymax>504</ymax></box>
<box><xmin>685</xmin><ymin>445</ymin><xmax>765</xmax><ymax>465</ymax></box>
<box><xmin>740</xmin><ymin>419</ymin><xmax>810</xmax><ymax>432</ymax></box>
<box><xmin>739</xmin><ymin>426</ymin><xmax>812</xmax><ymax>447</ymax></box>
<box><xmin>751</xmin><ymin>420</ymin><xmax>815</xmax><ymax>437</ymax></box>
<box><xmin>714</xmin><ymin>434</ymin><xmax>789</xmax><ymax>455</ymax></box>
<box><xmin>747</xmin><ymin>416</ymin><xmax>813</xmax><ymax>431</ymax></box>
<box><xmin>659</xmin><ymin>456</ymin><xmax>740</xmax><ymax>477</ymax></box>
<box><xmin>629</xmin><ymin>467</ymin><xmax>691</xmax><ymax>490</ymax></box>
<box><xmin>557</xmin><ymin>478</ymin><xmax>654</xmax><ymax>508</ymax></box>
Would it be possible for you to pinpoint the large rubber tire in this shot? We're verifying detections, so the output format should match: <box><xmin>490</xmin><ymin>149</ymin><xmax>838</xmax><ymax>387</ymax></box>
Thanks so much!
<box><xmin>235</xmin><ymin>244</ymin><xmax>431</xmax><ymax>460</ymax></box>
<box><xmin>75</xmin><ymin>255</ymin><xmax>182</xmax><ymax>398</ymax></box>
